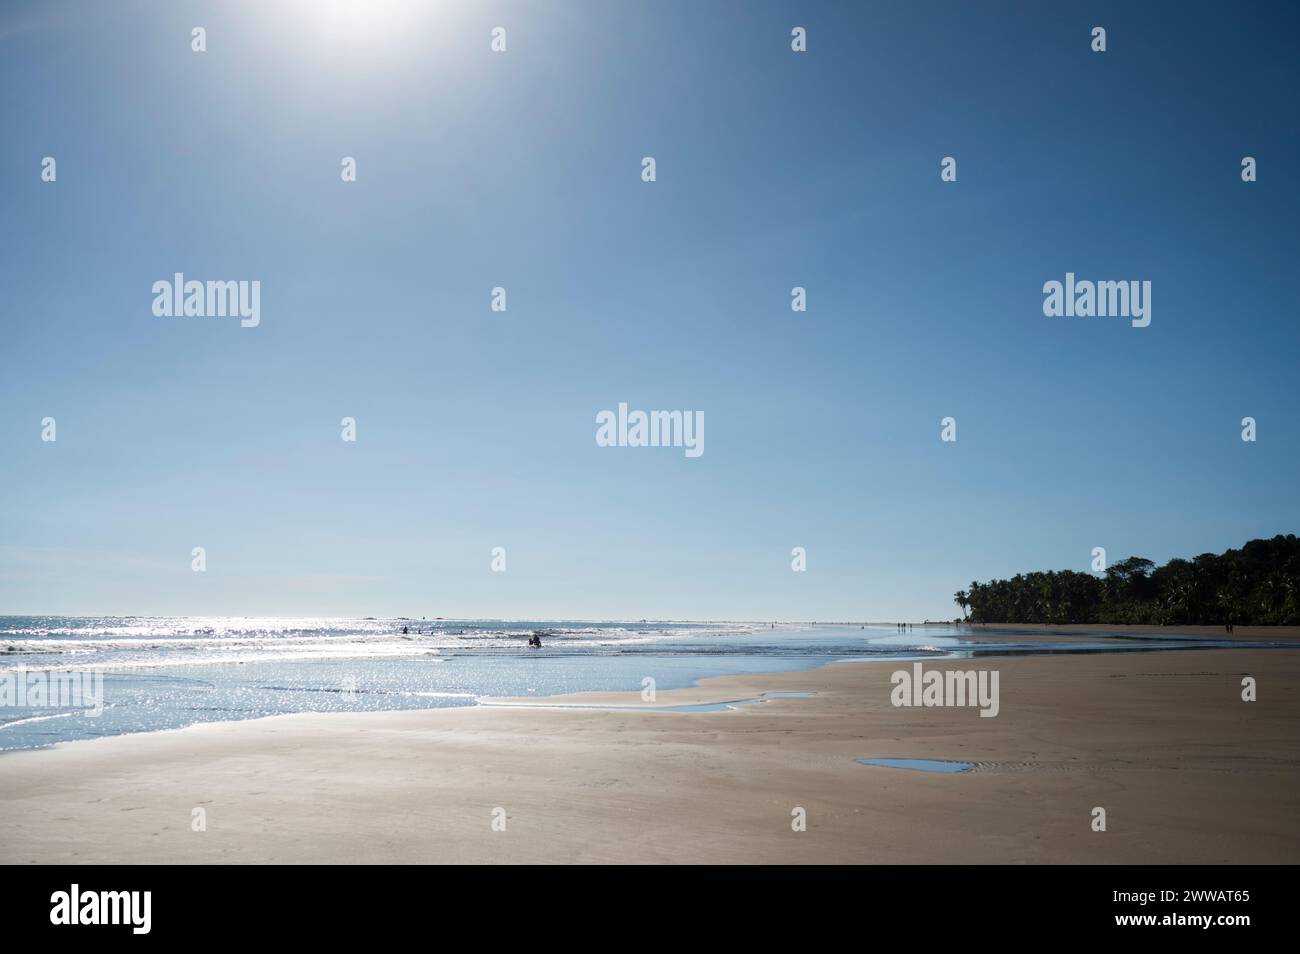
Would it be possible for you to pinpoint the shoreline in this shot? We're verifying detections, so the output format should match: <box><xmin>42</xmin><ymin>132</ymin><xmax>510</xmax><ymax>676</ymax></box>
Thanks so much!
<box><xmin>952</xmin><ymin>623</ymin><xmax>1300</xmax><ymax>642</ymax></box>
<box><xmin>6</xmin><ymin>625</ymin><xmax>1291</xmax><ymax>757</ymax></box>
<box><xmin>3</xmin><ymin>626</ymin><xmax>1296</xmax><ymax>757</ymax></box>
<box><xmin>2</xmin><ymin>643</ymin><xmax>1297</xmax><ymax>864</ymax></box>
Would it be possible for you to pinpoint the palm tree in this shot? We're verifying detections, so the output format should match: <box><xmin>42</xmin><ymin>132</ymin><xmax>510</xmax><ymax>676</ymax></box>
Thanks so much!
<box><xmin>953</xmin><ymin>590</ymin><xmax>969</xmax><ymax>620</ymax></box>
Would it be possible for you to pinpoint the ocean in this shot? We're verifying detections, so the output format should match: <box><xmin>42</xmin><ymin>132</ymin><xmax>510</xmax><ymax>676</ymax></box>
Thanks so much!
<box><xmin>0</xmin><ymin>616</ymin><xmax>1265</xmax><ymax>751</ymax></box>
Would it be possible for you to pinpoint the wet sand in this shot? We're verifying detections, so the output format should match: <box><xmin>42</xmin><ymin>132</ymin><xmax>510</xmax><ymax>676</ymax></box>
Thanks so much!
<box><xmin>943</xmin><ymin>623</ymin><xmax>1300</xmax><ymax>643</ymax></box>
<box><xmin>1</xmin><ymin>647</ymin><xmax>1296</xmax><ymax>864</ymax></box>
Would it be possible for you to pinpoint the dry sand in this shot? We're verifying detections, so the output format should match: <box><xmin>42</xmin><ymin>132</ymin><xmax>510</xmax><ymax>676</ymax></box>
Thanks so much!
<box><xmin>1</xmin><ymin>648</ymin><xmax>1297</xmax><ymax>864</ymax></box>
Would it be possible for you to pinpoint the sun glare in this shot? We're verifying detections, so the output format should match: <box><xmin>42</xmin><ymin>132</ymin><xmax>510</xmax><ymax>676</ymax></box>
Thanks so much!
<box><xmin>311</xmin><ymin>0</ymin><xmax>437</xmax><ymax>42</ymax></box>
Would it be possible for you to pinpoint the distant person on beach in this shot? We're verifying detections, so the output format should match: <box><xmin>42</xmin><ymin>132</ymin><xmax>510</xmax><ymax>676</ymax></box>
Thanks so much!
<box><xmin>401</xmin><ymin>626</ymin><xmax>408</xmax><ymax>635</ymax></box>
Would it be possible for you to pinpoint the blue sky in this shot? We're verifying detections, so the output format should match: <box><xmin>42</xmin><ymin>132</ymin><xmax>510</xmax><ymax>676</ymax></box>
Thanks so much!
<box><xmin>2</xmin><ymin>0</ymin><xmax>1297</xmax><ymax>619</ymax></box>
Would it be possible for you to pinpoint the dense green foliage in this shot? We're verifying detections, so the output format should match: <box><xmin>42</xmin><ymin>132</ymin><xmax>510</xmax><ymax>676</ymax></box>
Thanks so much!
<box><xmin>954</xmin><ymin>535</ymin><xmax>1300</xmax><ymax>625</ymax></box>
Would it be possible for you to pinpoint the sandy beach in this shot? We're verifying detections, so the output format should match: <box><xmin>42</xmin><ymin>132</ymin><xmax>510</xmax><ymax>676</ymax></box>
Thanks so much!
<box><xmin>2</xmin><ymin>645</ymin><xmax>1297</xmax><ymax>865</ymax></box>
<box><xmin>951</xmin><ymin>623</ymin><xmax>1300</xmax><ymax>643</ymax></box>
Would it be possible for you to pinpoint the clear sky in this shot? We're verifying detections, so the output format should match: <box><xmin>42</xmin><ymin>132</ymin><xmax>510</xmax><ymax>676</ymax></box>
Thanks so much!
<box><xmin>2</xmin><ymin>0</ymin><xmax>1297</xmax><ymax>620</ymax></box>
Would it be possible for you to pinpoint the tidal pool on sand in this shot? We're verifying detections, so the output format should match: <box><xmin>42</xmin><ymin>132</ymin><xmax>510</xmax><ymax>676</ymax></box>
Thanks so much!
<box><xmin>856</xmin><ymin>758</ymin><xmax>976</xmax><ymax>773</ymax></box>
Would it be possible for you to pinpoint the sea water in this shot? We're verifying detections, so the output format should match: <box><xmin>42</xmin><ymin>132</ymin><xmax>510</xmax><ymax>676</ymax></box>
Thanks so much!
<box><xmin>0</xmin><ymin>617</ymin><xmax>1267</xmax><ymax>751</ymax></box>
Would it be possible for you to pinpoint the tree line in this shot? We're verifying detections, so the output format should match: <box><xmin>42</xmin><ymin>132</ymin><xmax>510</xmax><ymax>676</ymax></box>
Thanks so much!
<box><xmin>953</xmin><ymin>535</ymin><xmax>1300</xmax><ymax>625</ymax></box>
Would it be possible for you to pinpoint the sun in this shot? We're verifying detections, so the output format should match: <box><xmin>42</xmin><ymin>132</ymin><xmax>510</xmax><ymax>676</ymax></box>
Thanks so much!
<box><xmin>312</xmin><ymin>0</ymin><xmax>434</xmax><ymax>41</ymax></box>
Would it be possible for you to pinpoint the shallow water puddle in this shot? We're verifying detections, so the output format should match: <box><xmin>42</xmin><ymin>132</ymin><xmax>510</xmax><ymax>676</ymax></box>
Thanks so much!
<box><xmin>659</xmin><ymin>698</ymin><xmax>763</xmax><ymax>712</ymax></box>
<box><xmin>478</xmin><ymin>689</ymin><xmax>817</xmax><ymax>713</ymax></box>
<box><xmin>657</xmin><ymin>690</ymin><xmax>816</xmax><ymax>712</ymax></box>
<box><xmin>856</xmin><ymin>757</ymin><xmax>975</xmax><ymax>773</ymax></box>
